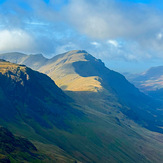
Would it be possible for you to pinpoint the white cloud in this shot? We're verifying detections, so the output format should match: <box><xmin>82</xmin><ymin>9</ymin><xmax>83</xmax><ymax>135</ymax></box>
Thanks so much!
<box><xmin>64</xmin><ymin>0</ymin><xmax>163</xmax><ymax>39</ymax></box>
<box><xmin>157</xmin><ymin>33</ymin><xmax>163</xmax><ymax>40</ymax></box>
<box><xmin>54</xmin><ymin>42</ymin><xmax>79</xmax><ymax>55</ymax></box>
<box><xmin>0</xmin><ymin>29</ymin><xmax>36</xmax><ymax>53</ymax></box>
<box><xmin>62</xmin><ymin>0</ymin><xmax>163</xmax><ymax>57</ymax></box>
<box><xmin>91</xmin><ymin>41</ymin><xmax>101</xmax><ymax>47</ymax></box>
<box><xmin>107</xmin><ymin>40</ymin><xmax>119</xmax><ymax>47</ymax></box>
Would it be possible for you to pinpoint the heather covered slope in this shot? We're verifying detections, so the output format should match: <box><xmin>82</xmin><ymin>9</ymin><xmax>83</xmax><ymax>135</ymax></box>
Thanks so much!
<box><xmin>0</xmin><ymin>60</ymin><xmax>163</xmax><ymax>162</ymax></box>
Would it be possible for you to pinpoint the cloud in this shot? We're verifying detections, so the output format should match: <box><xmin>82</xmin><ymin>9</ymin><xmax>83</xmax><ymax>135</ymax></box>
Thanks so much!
<box><xmin>107</xmin><ymin>40</ymin><xmax>119</xmax><ymax>47</ymax></box>
<box><xmin>65</xmin><ymin>0</ymin><xmax>163</xmax><ymax>39</ymax></box>
<box><xmin>91</xmin><ymin>41</ymin><xmax>101</xmax><ymax>47</ymax></box>
<box><xmin>62</xmin><ymin>0</ymin><xmax>163</xmax><ymax>57</ymax></box>
<box><xmin>54</xmin><ymin>42</ymin><xmax>80</xmax><ymax>54</ymax></box>
<box><xmin>0</xmin><ymin>29</ymin><xmax>36</xmax><ymax>53</ymax></box>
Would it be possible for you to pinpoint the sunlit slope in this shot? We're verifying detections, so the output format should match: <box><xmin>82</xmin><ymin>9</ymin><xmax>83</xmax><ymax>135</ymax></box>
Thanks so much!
<box><xmin>39</xmin><ymin>50</ymin><xmax>103</xmax><ymax>92</ymax></box>
<box><xmin>0</xmin><ymin>51</ymin><xmax>103</xmax><ymax>92</ymax></box>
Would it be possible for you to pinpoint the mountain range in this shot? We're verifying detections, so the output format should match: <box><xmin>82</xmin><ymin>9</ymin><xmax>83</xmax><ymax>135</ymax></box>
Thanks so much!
<box><xmin>124</xmin><ymin>66</ymin><xmax>163</xmax><ymax>101</ymax></box>
<box><xmin>1</xmin><ymin>50</ymin><xmax>163</xmax><ymax>133</ymax></box>
<box><xmin>0</xmin><ymin>51</ymin><xmax>163</xmax><ymax>162</ymax></box>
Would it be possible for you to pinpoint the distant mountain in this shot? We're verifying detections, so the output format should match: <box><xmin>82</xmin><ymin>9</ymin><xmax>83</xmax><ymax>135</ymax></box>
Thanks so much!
<box><xmin>0</xmin><ymin>54</ymin><xmax>163</xmax><ymax>162</ymax></box>
<box><xmin>0</xmin><ymin>52</ymin><xmax>48</xmax><ymax>70</ymax></box>
<box><xmin>124</xmin><ymin>66</ymin><xmax>163</xmax><ymax>101</ymax></box>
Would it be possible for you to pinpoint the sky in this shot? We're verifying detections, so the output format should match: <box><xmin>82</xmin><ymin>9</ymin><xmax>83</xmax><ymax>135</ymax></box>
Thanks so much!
<box><xmin>0</xmin><ymin>0</ymin><xmax>163</xmax><ymax>73</ymax></box>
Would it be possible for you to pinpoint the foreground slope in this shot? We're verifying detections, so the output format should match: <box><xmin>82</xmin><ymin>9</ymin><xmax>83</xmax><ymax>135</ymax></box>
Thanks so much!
<box><xmin>0</xmin><ymin>126</ymin><xmax>47</xmax><ymax>162</ymax></box>
<box><xmin>0</xmin><ymin>60</ymin><xmax>163</xmax><ymax>162</ymax></box>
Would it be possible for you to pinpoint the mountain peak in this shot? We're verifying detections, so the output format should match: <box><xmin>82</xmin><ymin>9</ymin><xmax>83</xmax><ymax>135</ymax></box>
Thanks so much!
<box><xmin>53</xmin><ymin>50</ymin><xmax>103</xmax><ymax>65</ymax></box>
<box><xmin>67</xmin><ymin>50</ymin><xmax>88</xmax><ymax>54</ymax></box>
<box><xmin>64</xmin><ymin>49</ymin><xmax>89</xmax><ymax>58</ymax></box>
